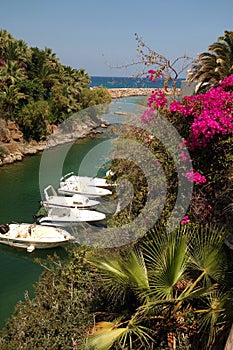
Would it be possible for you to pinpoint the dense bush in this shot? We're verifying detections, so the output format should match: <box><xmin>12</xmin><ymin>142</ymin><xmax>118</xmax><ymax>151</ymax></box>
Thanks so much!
<box><xmin>0</xmin><ymin>248</ymin><xmax>100</xmax><ymax>349</ymax></box>
<box><xmin>0</xmin><ymin>29</ymin><xmax>111</xmax><ymax>141</ymax></box>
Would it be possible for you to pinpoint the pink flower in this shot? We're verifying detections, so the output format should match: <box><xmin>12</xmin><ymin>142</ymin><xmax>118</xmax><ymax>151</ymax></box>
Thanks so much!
<box><xmin>146</xmin><ymin>134</ymin><xmax>154</xmax><ymax>141</ymax></box>
<box><xmin>148</xmin><ymin>69</ymin><xmax>156</xmax><ymax>74</ymax></box>
<box><xmin>185</xmin><ymin>170</ymin><xmax>206</xmax><ymax>184</ymax></box>
<box><xmin>141</xmin><ymin>108</ymin><xmax>156</xmax><ymax>123</ymax></box>
<box><xmin>181</xmin><ymin>215</ymin><xmax>190</xmax><ymax>225</ymax></box>
<box><xmin>180</xmin><ymin>150</ymin><xmax>189</xmax><ymax>162</ymax></box>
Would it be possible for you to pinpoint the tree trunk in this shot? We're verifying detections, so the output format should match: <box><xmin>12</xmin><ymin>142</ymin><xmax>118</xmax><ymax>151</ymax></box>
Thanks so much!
<box><xmin>224</xmin><ymin>325</ymin><xmax>233</xmax><ymax>350</ymax></box>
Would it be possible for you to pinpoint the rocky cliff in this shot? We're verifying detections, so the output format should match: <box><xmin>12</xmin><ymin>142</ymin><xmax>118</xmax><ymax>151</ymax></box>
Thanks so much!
<box><xmin>0</xmin><ymin>117</ymin><xmax>109</xmax><ymax>166</ymax></box>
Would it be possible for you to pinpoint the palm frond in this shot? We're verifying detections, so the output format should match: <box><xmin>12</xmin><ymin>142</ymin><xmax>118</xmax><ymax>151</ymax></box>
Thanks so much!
<box><xmin>85</xmin><ymin>327</ymin><xmax>127</xmax><ymax>350</ymax></box>
<box><xmin>195</xmin><ymin>290</ymin><xmax>233</xmax><ymax>347</ymax></box>
<box><xmin>143</xmin><ymin>227</ymin><xmax>189</xmax><ymax>299</ymax></box>
<box><xmin>187</xmin><ymin>30</ymin><xmax>233</xmax><ymax>88</ymax></box>
<box><xmin>88</xmin><ymin>249</ymin><xmax>150</xmax><ymax>302</ymax></box>
<box><xmin>85</xmin><ymin>316</ymin><xmax>154</xmax><ymax>350</ymax></box>
<box><xmin>188</xmin><ymin>226</ymin><xmax>228</xmax><ymax>284</ymax></box>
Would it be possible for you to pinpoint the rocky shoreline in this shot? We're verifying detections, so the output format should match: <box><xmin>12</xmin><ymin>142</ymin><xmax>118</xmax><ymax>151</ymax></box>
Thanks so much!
<box><xmin>0</xmin><ymin>117</ymin><xmax>110</xmax><ymax>167</ymax></box>
<box><xmin>0</xmin><ymin>88</ymin><xmax>169</xmax><ymax>167</ymax></box>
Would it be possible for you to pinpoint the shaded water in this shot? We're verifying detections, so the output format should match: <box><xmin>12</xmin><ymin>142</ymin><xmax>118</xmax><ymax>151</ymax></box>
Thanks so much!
<box><xmin>0</xmin><ymin>96</ymin><xmax>144</xmax><ymax>328</ymax></box>
<box><xmin>0</xmin><ymin>136</ymin><xmax>111</xmax><ymax>328</ymax></box>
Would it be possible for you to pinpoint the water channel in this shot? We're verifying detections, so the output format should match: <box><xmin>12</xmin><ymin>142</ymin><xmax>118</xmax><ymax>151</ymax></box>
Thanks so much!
<box><xmin>0</xmin><ymin>96</ymin><xmax>145</xmax><ymax>328</ymax></box>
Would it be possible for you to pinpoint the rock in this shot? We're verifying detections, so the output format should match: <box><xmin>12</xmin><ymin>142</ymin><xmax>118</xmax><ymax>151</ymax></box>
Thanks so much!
<box><xmin>11</xmin><ymin>131</ymin><xmax>23</xmax><ymax>141</ymax></box>
<box><xmin>14</xmin><ymin>152</ymin><xmax>23</xmax><ymax>161</ymax></box>
<box><xmin>2</xmin><ymin>154</ymin><xmax>14</xmax><ymax>164</ymax></box>
<box><xmin>7</xmin><ymin>121</ymin><xmax>18</xmax><ymax>131</ymax></box>
<box><xmin>108</xmin><ymin>87</ymin><xmax>180</xmax><ymax>98</ymax></box>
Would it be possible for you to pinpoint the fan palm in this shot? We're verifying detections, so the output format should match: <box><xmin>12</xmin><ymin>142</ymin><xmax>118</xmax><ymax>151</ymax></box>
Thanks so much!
<box><xmin>0</xmin><ymin>85</ymin><xmax>26</xmax><ymax>119</ymax></box>
<box><xmin>84</xmin><ymin>225</ymin><xmax>232</xmax><ymax>349</ymax></box>
<box><xmin>187</xmin><ymin>30</ymin><xmax>233</xmax><ymax>92</ymax></box>
<box><xmin>0</xmin><ymin>60</ymin><xmax>26</xmax><ymax>87</ymax></box>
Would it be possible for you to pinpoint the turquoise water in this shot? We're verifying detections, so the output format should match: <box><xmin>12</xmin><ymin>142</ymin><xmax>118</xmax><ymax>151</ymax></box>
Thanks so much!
<box><xmin>0</xmin><ymin>96</ymin><xmax>144</xmax><ymax>328</ymax></box>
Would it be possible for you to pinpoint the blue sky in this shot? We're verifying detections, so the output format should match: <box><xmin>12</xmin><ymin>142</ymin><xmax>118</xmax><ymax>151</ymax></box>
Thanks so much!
<box><xmin>1</xmin><ymin>0</ymin><xmax>233</xmax><ymax>77</ymax></box>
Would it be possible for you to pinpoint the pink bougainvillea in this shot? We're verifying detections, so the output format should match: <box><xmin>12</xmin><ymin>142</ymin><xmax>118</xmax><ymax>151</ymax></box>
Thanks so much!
<box><xmin>185</xmin><ymin>169</ymin><xmax>206</xmax><ymax>184</ymax></box>
<box><xmin>143</xmin><ymin>73</ymin><xmax>233</xmax><ymax>150</ymax></box>
<box><xmin>180</xmin><ymin>215</ymin><xmax>190</xmax><ymax>225</ymax></box>
<box><xmin>141</xmin><ymin>70</ymin><xmax>233</xmax><ymax>224</ymax></box>
<box><xmin>168</xmin><ymin>77</ymin><xmax>233</xmax><ymax>149</ymax></box>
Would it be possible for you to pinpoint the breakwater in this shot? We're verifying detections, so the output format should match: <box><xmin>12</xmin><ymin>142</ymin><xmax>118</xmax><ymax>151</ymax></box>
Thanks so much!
<box><xmin>108</xmin><ymin>87</ymin><xmax>180</xmax><ymax>98</ymax></box>
<box><xmin>108</xmin><ymin>88</ymin><xmax>154</xmax><ymax>98</ymax></box>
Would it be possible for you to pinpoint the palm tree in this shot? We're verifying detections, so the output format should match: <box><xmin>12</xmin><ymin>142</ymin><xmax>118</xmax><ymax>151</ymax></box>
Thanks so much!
<box><xmin>84</xmin><ymin>225</ymin><xmax>232</xmax><ymax>349</ymax></box>
<box><xmin>0</xmin><ymin>85</ymin><xmax>25</xmax><ymax>119</ymax></box>
<box><xmin>0</xmin><ymin>60</ymin><xmax>27</xmax><ymax>87</ymax></box>
<box><xmin>187</xmin><ymin>30</ymin><xmax>233</xmax><ymax>92</ymax></box>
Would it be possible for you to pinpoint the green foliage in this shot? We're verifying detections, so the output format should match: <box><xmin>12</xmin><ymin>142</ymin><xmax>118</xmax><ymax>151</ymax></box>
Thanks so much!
<box><xmin>0</xmin><ymin>30</ymin><xmax>111</xmax><ymax>141</ymax></box>
<box><xmin>107</xmin><ymin>127</ymin><xmax>180</xmax><ymax>229</ymax></box>
<box><xmin>85</xmin><ymin>225</ymin><xmax>233</xmax><ymax>350</ymax></box>
<box><xmin>18</xmin><ymin>100</ymin><xmax>49</xmax><ymax>141</ymax></box>
<box><xmin>0</xmin><ymin>247</ymin><xmax>103</xmax><ymax>349</ymax></box>
<box><xmin>188</xmin><ymin>30</ymin><xmax>233</xmax><ymax>92</ymax></box>
<box><xmin>80</xmin><ymin>86</ymin><xmax>112</xmax><ymax>109</ymax></box>
<box><xmin>17</xmin><ymin>78</ymin><xmax>45</xmax><ymax>101</ymax></box>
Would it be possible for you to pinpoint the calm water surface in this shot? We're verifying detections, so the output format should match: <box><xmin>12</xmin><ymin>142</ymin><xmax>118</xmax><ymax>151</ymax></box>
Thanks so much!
<box><xmin>0</xmin><ymin>136</ymin><xmax>112</xmax><ymax>328</ymax></box>
<box><xmin>0</xmin><ymin>96</ymin><xmax>144</xmax><ymax>328</ymax></box>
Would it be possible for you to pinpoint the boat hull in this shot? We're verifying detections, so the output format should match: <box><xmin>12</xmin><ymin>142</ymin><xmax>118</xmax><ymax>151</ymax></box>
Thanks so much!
<box><xmin>57</xmin><ymin>187</ymin><xmax>112</xmax><ymax>198</ymax></box>
<box><xmin>0</xmin><ymin>224</ymin><xmax>73</xmax><ymax>252</ymax></box>
<box><xmin>38</xmin><ymin>207</ymin><xmax>106</xmax><ymax>227</ymax></box>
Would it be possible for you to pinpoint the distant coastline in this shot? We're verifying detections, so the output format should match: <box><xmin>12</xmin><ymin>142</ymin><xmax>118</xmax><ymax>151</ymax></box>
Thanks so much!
<box><xmin>90</xmin><ymin>76</ymin><xmax>184</xmax><ymax>89</ymax></box>
<box><xmin>90</xmin><ymin>76</ymin><xmax>182</xmax><ymax>98</ymax></box>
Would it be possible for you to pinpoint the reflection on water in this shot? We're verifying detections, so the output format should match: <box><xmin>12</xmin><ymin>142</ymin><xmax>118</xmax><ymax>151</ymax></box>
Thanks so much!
<box><xmin>0</xmin><ymin>96</ymin><xmax>144</xmax><ymax>328</ymax></box>
<box><xmin>0</xmin><ymin>136</ymin><xmax>111</xmax><ymax>328</ymax></box>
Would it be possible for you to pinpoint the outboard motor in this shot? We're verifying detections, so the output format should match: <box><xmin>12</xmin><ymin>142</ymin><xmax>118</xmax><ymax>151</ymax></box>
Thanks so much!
<box><xmin>0</xmin><ymin>224</ymin><xmax>10</xmax><ymax>234</ymax></box>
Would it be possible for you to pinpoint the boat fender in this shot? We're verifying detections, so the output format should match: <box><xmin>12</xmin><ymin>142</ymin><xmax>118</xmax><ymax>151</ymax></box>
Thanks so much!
<box><xmin>27</xmin><ymin>245</ymin><xmax>35</xmax><ymax>253</ymax></box>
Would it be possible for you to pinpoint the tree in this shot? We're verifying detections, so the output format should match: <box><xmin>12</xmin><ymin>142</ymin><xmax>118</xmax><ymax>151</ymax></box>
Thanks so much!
<box><xmin>85</xmin><ymin>225</ymin><xmax>232</xmax><ymax>350</ymax></box>
<box><xmin>0</xmin><ymin>248</ymin><xmax>105</xmax><ymax>350</ymax></box>
<box><xmin>18</xmin><ymin>100</ymin><xmax>49</xmax><ymax>141</ymax></box>
<box><xmin>0</xmin><ymin>60</ymin><xmax>27</xmax><ymax>87</ymax></box>
<box><xmin>187</xmin><ymin>30</ymin><xmax>233</xmax><ymax>92</ymax></box>
<box><xmin>0</xmin><ymin>85</ymin><xmax>25</xmax><ymax>119</ymax></box>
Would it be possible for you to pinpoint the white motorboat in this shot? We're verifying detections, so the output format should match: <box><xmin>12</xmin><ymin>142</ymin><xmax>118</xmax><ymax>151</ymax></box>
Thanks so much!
<box><xmin>58</xmin><ymin>178</ymin><xmax>112</xmax><ymax>198</ymax></box>
<box><xmin>42</xmin><ymin>185</ymin><xmax>100</xmax><ymax>209</ymax></box>
<box><xmin>0</xmin><ymin>223</ymin><xmax>74</xmax><ymax>253</ymax></box>
<box><xmin>60</xmin><ymin>172</ymin><xmax>112</xmax><ymax>188</ymax></box>
<box><xmin>38</xmin><ymin>207</ymin><xmax>106</xmax><ymax>227</ymax></box>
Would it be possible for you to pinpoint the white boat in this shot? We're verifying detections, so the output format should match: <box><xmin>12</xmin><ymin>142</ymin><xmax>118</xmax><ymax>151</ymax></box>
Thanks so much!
<box><xmin>42</xmin><ymin>185</ymin><xmax>100</xmax><ymax>209</ymax></box>
<box><xmin>38</xmin><ymin>207</ymin><xmax>106</xmax><ymax>227</ymax></box>
<box><xmin>0</xmin><ymin>223</ymin><xmax>74</xmax><ymax>253</ymax></box>
<box><xmin>60</xmin><ymin>172</ymin><xmax>112</xmax><ymax>188</ymax></box>
<box><xmin>58</xmin><ymin>178</ymin><xmax>112</xmax><ymax>198</ymax></box>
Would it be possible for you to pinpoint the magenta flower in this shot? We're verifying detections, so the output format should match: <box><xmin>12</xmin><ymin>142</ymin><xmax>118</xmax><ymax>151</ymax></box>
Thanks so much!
<box><xmin>185</xmin><ymin>170</ymin><xmax>206</xmax><ymax>184</ymax></box>
<box><xmin>181</xmin><ymin>215</ymin><xmax>190</xmax><ymax>225</ymax></box>
<box><xmin>148</xmin><ymin>69</ymin><xmax>156</xmax><ymax>74</ymax></box>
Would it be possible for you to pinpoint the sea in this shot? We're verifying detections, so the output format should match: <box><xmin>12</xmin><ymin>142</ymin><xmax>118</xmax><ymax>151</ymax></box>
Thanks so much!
<box><xmin>90</xmin><ymin>76</ymin><xmax>183</xmax><ymax>89</ymax></box>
